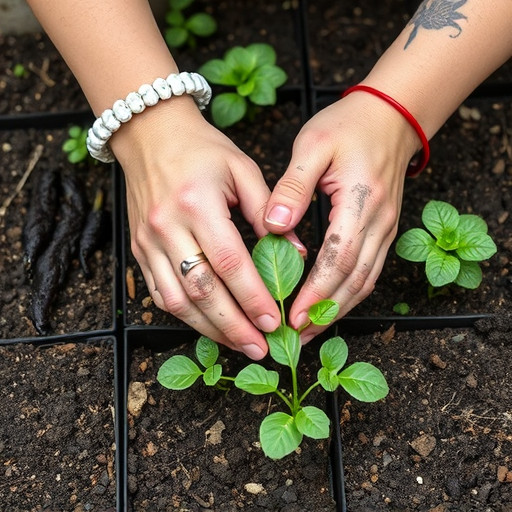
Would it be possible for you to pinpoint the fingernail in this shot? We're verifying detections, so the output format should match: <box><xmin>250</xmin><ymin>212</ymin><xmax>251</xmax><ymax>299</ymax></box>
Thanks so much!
<box><xmin>295</xmin><ymin>311</ymin><xmax>309</xmax><ymax>330</ymax></box>
<box><xmin>266</xmin><ymin>205</ymin><xmax>292</xmax><ymax>227</ymax></box>
<box><xmin>256</xmin><ymin>314</ymin><xmax>278</xmax><ymax>333</ymax></box>
<box><xmin>286</xmin><ymin>233</ymin><xmax>306</xmax><ymax>255</ymax></box>
<box><xmin>242</xmin><ymin>343</ymin><xmax>266</xmax><ymax>360</ymax></box>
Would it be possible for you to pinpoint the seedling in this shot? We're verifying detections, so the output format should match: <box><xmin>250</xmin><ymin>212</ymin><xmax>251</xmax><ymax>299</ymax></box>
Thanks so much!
<box><xmin>158</xmin><ymin>234</ymin><xmax>388</xmax><ymax>459</ymax></box>
<box><xmin>62</xmin><ymin>125</ymin><xmax>88</xmax><ymax>164</ymax></box>
<box><xmin>393</xmin><ymin>302</ymin><xmax>410</xmax><ymax>315</ymax></box>
<box><xmin>198</xmin><ymin>43</ymin><xmax>288</xmax><ymax>128</ymax></box>
<box><xmin>164</xmin><ymin>0</ymin><xmax>217</xmax><ymax>49</ymax></box>
<box><xmin>12</xmin><ymin>63</ymin><xmax>29</xmax><ymax>78</ymax></box>
<box><xmin>396</xmin><ymin>200</ymin><xmax>497</xmax><ymax>290</ymax></box>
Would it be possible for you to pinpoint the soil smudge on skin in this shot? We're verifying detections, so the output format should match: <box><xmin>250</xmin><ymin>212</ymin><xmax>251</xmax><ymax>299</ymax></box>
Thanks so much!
<box><xmin>352</xmin><ymin>183</ymin><xmax>371</xmax><ymax>219</ymax></box>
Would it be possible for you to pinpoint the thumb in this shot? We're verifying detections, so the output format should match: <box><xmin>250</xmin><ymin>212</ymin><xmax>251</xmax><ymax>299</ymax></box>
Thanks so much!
<box><xmin>264</xmin><ymin>152</ymin><xmax>325</xmax><ymax>234</ymax></box>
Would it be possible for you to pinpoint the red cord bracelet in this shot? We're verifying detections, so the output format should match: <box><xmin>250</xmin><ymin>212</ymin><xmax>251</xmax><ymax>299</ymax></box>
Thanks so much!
<box><xmin>342</xmin><ymin>84</ymin><xmax>430</xmax><ymax>177</ymax></box>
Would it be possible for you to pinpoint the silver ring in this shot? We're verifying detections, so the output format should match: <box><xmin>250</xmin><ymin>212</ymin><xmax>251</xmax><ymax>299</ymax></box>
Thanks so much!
<box><xmin>180</xmin><ymin>252</ymin><xmax>208</xmax><ymax>277</ymax></box>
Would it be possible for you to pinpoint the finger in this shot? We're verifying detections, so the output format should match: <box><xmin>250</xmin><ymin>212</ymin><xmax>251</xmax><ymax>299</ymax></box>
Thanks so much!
<box><xmin>264</xmin><ymin>134</ymin><xmax>331</xmax><ymax>233</ymax></box>
<box><xmin>298</xmin><ymin>242</ymin><xmax>391</xmax><ymax>344</ymax></box>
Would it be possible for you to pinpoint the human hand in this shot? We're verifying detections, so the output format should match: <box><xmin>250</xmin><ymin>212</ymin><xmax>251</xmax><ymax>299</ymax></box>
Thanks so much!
<box><xmin>111</xmin><ymin>96</ymin><xmax>289</xmax><ymax>359</ymax></box>
<box><xmin>263</xmin><ymin>91</ymin><xmax>422</xmax><ymax>343</ymax></box>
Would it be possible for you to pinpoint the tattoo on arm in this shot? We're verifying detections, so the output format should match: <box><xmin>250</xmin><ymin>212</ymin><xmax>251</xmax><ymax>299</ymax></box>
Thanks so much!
<box><xmin>404</xmin><ymin>0</ymin><xmax>468</xmax><ymax>50</ymax></box>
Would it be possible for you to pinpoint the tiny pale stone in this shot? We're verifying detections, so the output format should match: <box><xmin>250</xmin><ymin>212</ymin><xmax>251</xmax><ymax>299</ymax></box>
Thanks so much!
<box><xmin>245</xmin><ymin>482</ymin><xmax>265</xmax><ymax>495</ymax></box>
<box><xmin>127</xmin><ymin>381</ymin><xmax>147</xmax><ymax>417</ymax></box>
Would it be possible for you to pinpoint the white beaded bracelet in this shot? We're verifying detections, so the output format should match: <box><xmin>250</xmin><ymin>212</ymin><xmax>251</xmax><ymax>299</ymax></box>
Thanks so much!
<box><xmin>86</xmin><ymin>71</ymin><xmax>212</xmax><ymax>163</ymax></box>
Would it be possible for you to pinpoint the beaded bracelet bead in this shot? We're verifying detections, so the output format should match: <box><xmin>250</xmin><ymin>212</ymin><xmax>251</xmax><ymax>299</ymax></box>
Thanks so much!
<box><xmin>86</xmin><ymin>71</ymin><xmax>212</xmax><ymax>163</ymax></box>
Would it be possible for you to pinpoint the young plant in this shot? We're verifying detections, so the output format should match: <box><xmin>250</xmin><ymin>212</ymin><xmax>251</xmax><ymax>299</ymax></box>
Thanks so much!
<box><xmin>157</xmin><ymin>234</ymin><xmax>389</xmax><ymax>460</ymax></box>
<box><xmin>164</xmin><ymin>0</ymin><xmax>217</xmax><ymax>49</ymax></box>
<box><xmin>12</xmin><ymin>63</ymin><xmax>29</xmax><ymax>78</ymax></box>
<box><xmin>198</xmin><ymin>43</ymin><xmax>288</xmax><ymax>128</ymax></box>
<box><xmin>396</xmin><ymin>200</ymin><xmax>497</xmax><ymax>290</ymax></box>
<box><xmin>62</xmin><ymin>125</ymin><xmax>88</xmax><ymax>164</ymax></box>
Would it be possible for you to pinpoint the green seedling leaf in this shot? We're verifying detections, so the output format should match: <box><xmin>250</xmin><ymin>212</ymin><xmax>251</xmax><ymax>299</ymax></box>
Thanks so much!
<box><xmin>225</xmin><ymin>46</ymin><xmax>256</xmax><ymax>79</ymax></box>
<box><xmin>395</xmin><ymin>228</ymin><xmax>435</xmax><ymax>262</ymax></box>
<box><xmin>235</xmin><ymin>364</ymin><xmax>279</xmax><ymax>394</ymax></box>
<box><xmin>165</xmin><ymin>27</ymin><xmax>188</xmax><ymax>47</ymax></box>
<box><xmin>237</xmin><ymin>78</ymin><xmax>255</xmax><ymax>97</ymax></box>
<box><xmin>422</xmin><ymin>200</ymin><xmax>460</xmax><ymax>240</ymax></box>
<box><xmin>317</xmin><ymin>367</ymin><xmax>339</xmax><ymax>392</ymax></box>
<box><xmin>338</xmin><ymin>362</ymin><xmax>389</xmax><ymax>402</ymax></box>
<box><xmin>393</xmin><ymin>302</ymin><xmax>410</xmax><ymax>315</ymax></box>
<box><xmin>266</xmin><ymin>325</ymin><xmax>300</xmax><ymax>369</ymax></box>
<box><xmin>68</xmin><ymin>147</ymin><xmax>88</xmax><ymax>164</ymax></box>
<box><xmin>308</xmin><ymin>300</ymin><xmax>339</xmax><ymax>326</ymax></box>
<box><xmin>185</xmin><ymin>12</ymin><xmax>217</xmax><ymax>37</ymax></box>
<box><xmin>68</xmin><ymin>125</ymin><xmax>82</xmax><ymax>138</ymax></box>
<box><xmin>454</xmin><ymin>260</ymin><xmax>483</xmax><ymax>289</ymax></box>
<box><xmin>195</xmin><ymin>336</ymin><xmax>219</xmax><ymax>368</ymax></box>
<box><xmin>62</xmin><ymin>139</ymin><xmax>78</xmax><ymax>152</ymax></box>
<box><xmin>171</xmin><ymin>0</ymin><xmax>194</xmax><ymax>9</ymax></box>
<box><xmin>253</xmin><ymin>64</ymin><xmax>288</xmax><ymax>88</ymax></box>
<box><xmin>456</xmin><ymin>232</ymin><xmax>497</xmax><ymax>261</ymax></box>
<box><xmin>199</xmin><ymin>59</ymin><xmax>239</xmax><ymax>86</ymax></box>
<box><xmin>166</xmin><ymin>10</ymin><xmax>184</xmax><ymax>26</ymax></box>
<box><xmin>260</xmin><ymin>412</ymin><xmax>303</xmax><ymax>459</ymax></box>
<box><xmin>203</xmin><ymin>364</ymin><xmax>222</xmax><ymax>386</ymax></box>
<box><xmin>458</xmin><ymin>214</ymin><xmax>488</xmax><ymax>234</ymax></box>
<box><xmin>425</xmin><ymin>246</ymin><xmax>460</xmax><ymax>287</ymax></box>
<box><xmin>247</xmin><ymin>43</ymin><xmax>277</xmax><ymax>66</ymax></box>
<box><xmin>295</xmin><ymin>406</ymin><xmax>330</xmax><ymax>439</ymax></box>
<box><xmin>319</xmin><ymin>336</ymin><xmax>347</xmax><ymax>372</ymax></box>
<box><xmin>211</xmin><ymin>93</ymin><xmax>247</xmax><ymax>128</ymax></box>
<box><xmin>249</xmin><ymin>80</ymin><xmax>277</xmax><ymax>106</ymax></box>
<box><xmin>252</xmin><ymin>234</ymin><xmax>304</xmax><ymax>301</ymax></box>
<box><xmin>157</xmin><ymin>355</ymin><xmax>202</xmax><ymax>390</ymax></box>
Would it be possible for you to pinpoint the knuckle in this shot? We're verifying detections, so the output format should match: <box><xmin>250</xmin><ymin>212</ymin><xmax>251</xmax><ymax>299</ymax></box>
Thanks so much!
<box><xmin>275</xmin><ymin>176</ymin><xmax>308</xmax><ymax>202</ymax></box>
<box><xmin>187</xmin><ymin>270</ymin><xmax>217</xmax><ymax>306</ymax></box>
<box><xmin>347</xmin><ymin>263</ymin><xmax>371</xmax><ymax>296</ymax></box>
<box><xmin>211</xmin><ymin>248</ymin><xmax>243</xmax><ymax>278</ymax></box>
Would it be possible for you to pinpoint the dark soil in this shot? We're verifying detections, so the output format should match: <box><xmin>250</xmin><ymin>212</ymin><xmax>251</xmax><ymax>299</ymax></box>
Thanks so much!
<box><xmin>336</xmin><ymin>313</ymin><xmax>512</xmax><ymax>512</ymax></box>
<box><xmin>126</xmin><ymin>339</ymin><xmax>337</xmax><ymax>511</ymax></box>
<box><xmin>0</xmin><ymin>339</ymin><xmax>117</xmax><ymax>511</ymax></box>
<box><xmin>0</xmin><ymin>128</ymin><xmax>115</xmax><ymax>340</ymax></box>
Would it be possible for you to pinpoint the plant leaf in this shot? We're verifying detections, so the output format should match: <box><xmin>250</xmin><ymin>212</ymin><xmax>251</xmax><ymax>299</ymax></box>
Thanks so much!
<box><xmin>395</xmin><ymin>228</ymin><xmax>435</xmax><ymax>262</ymax></box>
<box><xmin>225</xmin><ymin>46</ymin><xmax>256</xmax><ymax>78</ymax></box>
<box><xmin>237</xmin><ymin>78</ymin><xmax>255</xmax><ymax>97</ymax></box>
<box><xmin>308</xmin><ymin>300</ymin><xmax>339</xmax><ymax>326</ymax></box>
<box><xmin>266</xmin><ymin>325</ymin><xmax>300</xmax><ymax>369</ymax></box>
<box><xmin>425</xmin><ymin>246</ymin><xmax>460</xmax><ymax>287</ymax></box>
<box><xmin>157</xmin><ymin>355</ymin><xmax>202</xmax><ymax>390</ymax></box>
<box><xmin>295</xmin><ymin>406</ymin><xmax>330</xmax><ymax>439</ymax></box>
<box><xmin>62</xmin><ymin>139</ymin><xmax>78</xmax><ymax>152</ymax></box>
<box><xmin>458</xmin><ymin>214</ymin><xmax>488</xmax><ymax>234</ymax></box>
<box><xmin>422</xmin><ymin>200</ymin><xmax>460</xmax><ymax>240</ymax></box>
<box><xmin>235</xmin><ymin>364</ymin><xmax>279</xmax><ymax>394</ymax></box>
<box><xmin>260</xmin><ymin>412</ymin><xmax>302</xmax><ymax>459</ymax></box>
<box><xmin>252</xmin><ymin>234</ymin><xmax>304</xmax><ymax>301</ymax></box>
<box><xmin>165</xmin><ymin>10</ymin><xmax>184</xmax><ymax>27</ymax></box>
<box><xmin>195</xmin><ymin>336</ymin><xmax>219</xmax><ymax>368</ymax></box>
<box><xmin>170</xmin><ymin>0</ymin><xmax>194</xmax><ymax>10</ymax></box>
<box><xmin>165</xmin><ymin>27</ymin><xmax>188</xmax><ymax>48</ymax></box>
<box><xmin>454</xmin><ymin>260</ymin><xmax>482</xmax><ymax>289</ymax></box>
<box><xmin>319</xmin><ymin>336</ymin><xmax>348</xmax><ymax>372</ymax></box>
<box><xmin>203</xmin><ymin>364</ymin><xmax>222</xmax><ymax>386</ymax></box>
<box><xmin>199</xmin><ymin>59</ymin><xmax>239</xmax><ymax>86</ymax></box>
<box><xmin>211</xmin><ymin>93</ymin><xmax>247</xmax><ymax>128</ymax></box>
<box><xmin>318</xmin><ymin>367</ymin><xmax>339</xmax><ymax>392</ymax></box>
<box><xmin>338</xmin><ymin>362</ymin><xmax>389</xmax><ymax>402</ymax></box>
<box><xmin>253</xmin><ymin>64</ymin><xmax>287</xmax><ymax>88</ymax></box>
<box><xmin>456</xmin><ymin>232</ymin><xmax>497</xmax><ymax>261</ymax></box>
<box><xmin>249</xmin><ymin>79</ymin><xmax>277</xmax><ymax>106</ymax></box>
<box><xmin>185</xmin><ymin>13</ymin><xmax>217</xmax><ymax>37</ymax></box>
<box><xmin>68</xmin><ymin>125</ymin><xmax>82</xmax><ymax>138</ymax></box>
<box><xmin>246</xmin><ymin>43</ymin><xmax>277</xmax><ymax>66</ymax></box>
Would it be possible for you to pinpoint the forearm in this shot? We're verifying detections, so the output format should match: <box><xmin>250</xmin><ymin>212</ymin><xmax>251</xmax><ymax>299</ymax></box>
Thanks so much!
<box><xmin>26</xmin><ymin>0</ymin><xmax>179</xmax><ymax>115</ymax></box>
<box><xmin>362</xmin><ymin>0</ymin><xmax>512</xmax><ymax>139</ymax></box>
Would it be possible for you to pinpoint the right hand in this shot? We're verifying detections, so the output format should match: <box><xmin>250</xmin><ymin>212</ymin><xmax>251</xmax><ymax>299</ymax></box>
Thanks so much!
<box><xmin>110</xmin><ymin>95</ymin><xmax>285</xmax><ymax>359</ymax></box>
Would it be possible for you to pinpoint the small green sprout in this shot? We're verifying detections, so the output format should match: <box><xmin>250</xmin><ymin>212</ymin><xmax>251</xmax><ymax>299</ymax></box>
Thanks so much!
<box><xmin>198</xmin><ymin>43</ymin><xmax>288</xmax><ymax>128</ymax></box>
<box><xmin>396</xmin><ymin>200</ymin><xmax>497</xmax><ymax>290</ymax></box>
<box><xmin>393</xmin><ymin>302</ymin><xmax>410</xmax><ymax>315</ymax></box>
<box><xmin>62</xmin><ymin>126</ymin><xmax>88</xmax><ymax>164</ymax></box>
<box><xmin>157</xmin><ymin>234</ymin><xmax>389</xmax><ymax>460</ymax></box>
<box><xmin>12</xmin><ymin>63</ymin><xmax>29</xmax><ymax>78</ymax></box>
<box><xmin>164</xmin><ymin>0</ymin><xmax>217</xmax><ymax>49</ymax></box>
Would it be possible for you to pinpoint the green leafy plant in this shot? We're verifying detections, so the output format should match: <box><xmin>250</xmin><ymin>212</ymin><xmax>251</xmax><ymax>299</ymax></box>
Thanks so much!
<box><xmin>157</xmin><ymin>234</ymin><xmax>388</xmax><ymax>459</ymax></box>
<box><xmin>393</xmin><ymin>302</ymin><xmax>410</xmax><ymax>315</ymax></box>
<box><xmin>62</xmin><ymin>125</ymin><xmax>89</xmax><ymax>164</ymax></box>
<box><xmin>164</xmin><ymin>0</ymin><xmax>217</xmax><ymax>49</ymax></box>
<box><xmin>198</xmin><ymin>43</ymin><xmax>288</xmax><ymax>128</ymax></box>
<box><xmin>396</xmin><ymin>200</ymin><xmax>497</xmax><ymax>290</ymax></box>
<box><xmin>12</xmin><ymin>63</ymin><xmax>29</xmax><ymax>78</ymax></box>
